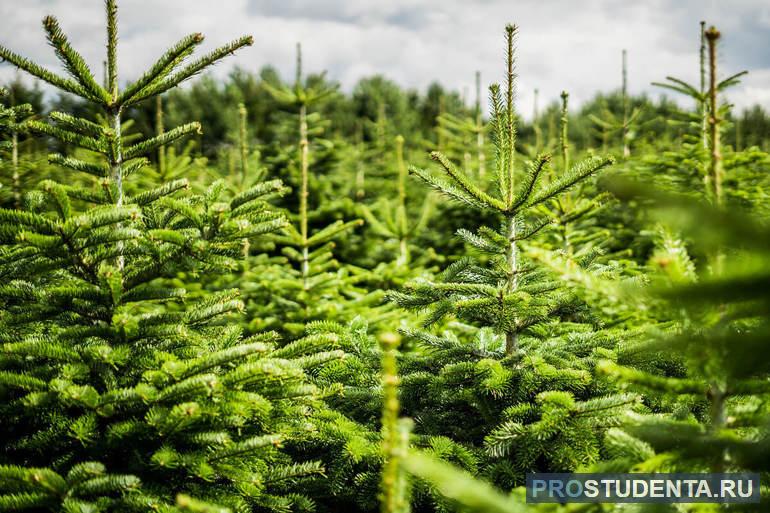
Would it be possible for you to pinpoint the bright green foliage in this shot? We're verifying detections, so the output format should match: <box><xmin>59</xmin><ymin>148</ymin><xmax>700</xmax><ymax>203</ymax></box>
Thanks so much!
<box><xmin>589</xmin><ymin>101</ymin><xmax>643</xmax><ymax>160</ymax></box>
<box><xmin>596</xmin><ymin>185</ymin><xmax>770</xmax><ymax>483</ymax></box>
<box><xmin>0</xmin><ymin>1</ymin><xmax>252</xmax><ymax>215</ymax></box>
<box><xmin>145</xmin><ymin>95</ymin><xmax>210</xmax><ymax>189</ymax></box>
<box><xmin>653</xmin><ymin>21</ymin><xmax>747</xmax><ymax>153</ymax></box>
<box><xmin>379</xmin><ymin>333</ymin><xmax>412</xmax><ymax>513</ymax></box>
<box><xmin>0</xmin><ymin>88</ymin><xmax>34</xmax><ymax>208</ymax></box>
<box><xmin>528</xmin><ymin>25</ymin><xmax>770</xmax><ymax>507</ymax></box>
<box><xmin>535</xmin><ymin>91</ymin><xmax>620</xmax><ymax>262</ymax></box>
<box><xmin>591</xmin><ymin>37</ymin><xmax>770</xmax><ymax>481</ymax></box>
<box><xmin>392</xmin><ymin>25</ymin><xmax>614</xmax><ymax>354</ymax></box>
<box><xmin>645</xmin><ymin>23</ymin><xmax>761</xmax><ymax>206</ymax></box>
<box><xmin>386</xmin><ymin>25</ymin><xmax>637</xmax><ymax>491</ymax></box>
<box><xmin>435</xmin><ymin>71</ymin><xmax>487</xmax><ymax>180</ymax></box>
<box><xmin>403</xmin><ymin>452</ymin><xmax>531</xmax><ymax>513</ymax></box>
<box><xmin>1</xmin><ymin>3</ymin><xmax>770</xmax><ymax>512</ymax></box>
<box><xmin>354</xmin><ymin>101</ymin><xmax>392</xmax><ymax>198</ymax></box>
<box><xmin>260</xmin><ymin>43</ymin><xmax>339</xmax><ymax>203</ymax></box>
<box><xmin>374</xmin><ymin>324</ymin><xmax>537</xmax><ymax>513</ymax></box>
<box><xmin>239</xmin><ymin>45</ymin><xmax>388</xmax><ymax>338</ymax></box>
<box><xmin>589</xmin><ymin>49</ymin><xmax>645</xmax><ymax>158</ymax></box>
<box><xmin>0</xmin><ymin>3</ymin><xmax>333</xmax><ymax>512</ymax></box>
<box><xmin>359</xmin><ymin>135</ymin><xmax>435</xmax><ymax>269</ymax></box>
<box><xmin>394</xmin><ymin>323</ymin><xmax>644</xmax><ymax>487</ymax></box>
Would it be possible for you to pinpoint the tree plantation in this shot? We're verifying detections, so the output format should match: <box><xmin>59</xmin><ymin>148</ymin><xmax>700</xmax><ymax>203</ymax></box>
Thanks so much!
<box><xmin>1</xmin><ymin>2</ymin><xmax>769</xmax><ymax>513</ymax></box>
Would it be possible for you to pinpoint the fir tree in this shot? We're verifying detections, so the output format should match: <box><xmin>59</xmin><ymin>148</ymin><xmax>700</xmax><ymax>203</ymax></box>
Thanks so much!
<box><xmin>240</xmin><ymin>43</ymin><xmax>389</xmax><ymax>338</ymax></box>
<box><xmin>595</xmin><ymin>28</ymin><xmax>770</xmax><ymax>487</ymax></box>
<box><xmin>359</xmin><ymin>135</ymin><xmax>435</xmax><ymax>269</ymax></box>
<box><xmin>142</xmin><ymin>94</ymin><xmax>210</xmax><ymax>190</ymax></box>
<box><xmin>392</xmin><ymin>24</ymin><xmax>614</xmax><ymax>353</ymax></box>
<box><xmin>650</xmin><ymin>22</ymin><xmax>750</xmax><ymax>201</ymax></box>
<box><xmin>435</xmin><ymin>71</ymin><xmax>487</xmax><ymax>179</ymax></box>
<box><xmin>653</xmin><ymin>22</ymin><xmax>747</xmax><ymax>154</ymax></box>
<box><xmin>389</xmin><ymin>24</ymin><xmax>636</xmax><ymax>489</ymax></box>
<box><xmin>533</xmin><ymin>91</ymin><xmax>620</xmax><ymax>262</ymax></box>
<box><xmin>596</xmin><ymin>176</ymin><xmax>770</xmax><ymax>486</ymax></box>
<box><xmin>0</xmin><ymin>88</ymin><xmax>34</xmax><ymax>209</ymax></box>
<box><xmin>589</xmin><ymin>50</ymin><xmax>644</xmax><ymax>159</ymax></box>
<box><xmin>0</xmin><ymin>3</ymin><xmax>331</xmax><ymax>511</ymax></box>
<box><xmin>376</xmin><ymin>330</ymin><xmax>543</xmax><ymax>513</ymax></box>
<box><xmin>1</xmin><ymin>5</ymin><xmax>769</xmax><ymax>513</ymax></box>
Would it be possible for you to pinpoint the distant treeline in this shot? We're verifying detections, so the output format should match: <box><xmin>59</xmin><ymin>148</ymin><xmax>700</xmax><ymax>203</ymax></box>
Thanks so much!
<box><xmin>3</xmin><ymin>65</ymin><xmax>769</xmax><ymax>159</ymax></box>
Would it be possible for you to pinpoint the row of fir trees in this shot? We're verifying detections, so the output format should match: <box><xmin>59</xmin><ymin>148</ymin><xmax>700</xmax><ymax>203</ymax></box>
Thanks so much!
<box><xmin>0</xmin><ymin>2</ymin><xmax>769</xmax><ymax>513</ymax></box>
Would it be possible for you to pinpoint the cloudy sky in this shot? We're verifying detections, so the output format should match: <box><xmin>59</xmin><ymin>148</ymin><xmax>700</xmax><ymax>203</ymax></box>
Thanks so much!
<box><xmin>1</xmin><ymin>0</ymin><xmax>768</xmax><ymax>117</ymax></box>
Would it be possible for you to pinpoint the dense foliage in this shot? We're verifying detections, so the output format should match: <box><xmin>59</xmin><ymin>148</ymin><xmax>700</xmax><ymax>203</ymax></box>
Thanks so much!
<box><xmin>0</xmin><ymin>3</ymin><xmax>769</xmax><ymax>513</ymax></box>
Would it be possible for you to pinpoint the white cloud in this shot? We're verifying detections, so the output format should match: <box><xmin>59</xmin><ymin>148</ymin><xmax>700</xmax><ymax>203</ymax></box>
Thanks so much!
<box><xmin>0</xmin><ymin>0</ymin><xmax>768</xmax><ymax>118</ymax></box>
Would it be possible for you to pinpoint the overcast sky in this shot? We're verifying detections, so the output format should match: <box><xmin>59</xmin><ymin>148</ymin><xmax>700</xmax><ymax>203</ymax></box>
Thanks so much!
<box><xmin>1</xmin><ymin>0</ymin><xmax>768</xmax><ymax>118</ymax></box>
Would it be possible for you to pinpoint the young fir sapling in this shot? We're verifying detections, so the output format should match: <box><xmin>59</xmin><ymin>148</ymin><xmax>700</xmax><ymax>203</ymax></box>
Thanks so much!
<box><xmin>645</xmin><ymin>22</ymin><xmax>755</xmax><ymax>203</ymax></box>
<box><xmin>144</xmin><ymin>93</ymin><xmax>209</xmax><ymax>189</ymax></box>
<box><xmin>535</xmin><ymin>91</ymin><xmax>615</xmax><ymax>260</ymax></box>
<box><xmin>377</xmin><ymin>333</ymin><xmax>540</xmax><ymax>513</ymax></box>
<box><xmin>388</xmin><ymin>25</ymin><xmax>640</xmax><ymax>488</ymax></box>
<box><xmin>243</xmin><ymin>43</ymin><xmax>389</xmax><ymax>337</ymax></box>
<box><xmin>589</xmin><ymin>49</ymin><xmax>643</xmax><ymax>159</ymax></box>
<box><xmin>436</xmin><ymin>71</ymin><xmax>487</xmax><ymax>179</ymax></box>
<box><xmin>653</xmin><ymin>21</ymin><xmax>747</xmax><ymax>156</ymax></box>
<box><xmin>359</xmin><ymin>135</ymin><xmax>434</xmax><ymax>268</ymax></box>
<box><xmin>596</xmin><ymin>27</ymin><xmax>770</xmax><ymax>482</ymax></box>
<box><xmin>263</xmin><ymin>43</ymin><xmax>360</xmax><ymax>289</ymax></box>
<box><xmin>0</xmin><ymin>88</ymin><xmax>33</xmax><ymax>209</ymax></box>
<box><xmin>393</xmin><ymin>24</ymin><xmax>614</xmax><ymax>354</ymax></box>
<box><xmin>0</xmin><ymin>3</ymin><xmax>333</xmax><ymax>511</ymax></box>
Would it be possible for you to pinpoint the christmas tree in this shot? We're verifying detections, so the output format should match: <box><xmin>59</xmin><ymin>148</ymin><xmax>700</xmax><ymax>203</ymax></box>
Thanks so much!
<box><xmin>0</xmin><ymin>3</ymin><xmax>331</xmax><ymax>511</ymax></box>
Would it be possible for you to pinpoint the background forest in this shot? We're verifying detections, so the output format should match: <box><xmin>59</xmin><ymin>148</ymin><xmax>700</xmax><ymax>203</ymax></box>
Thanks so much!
<box><xmin>1</xmin><ymin>2</ymin><xmax>770</xmax><ymax>513</ymax></box>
